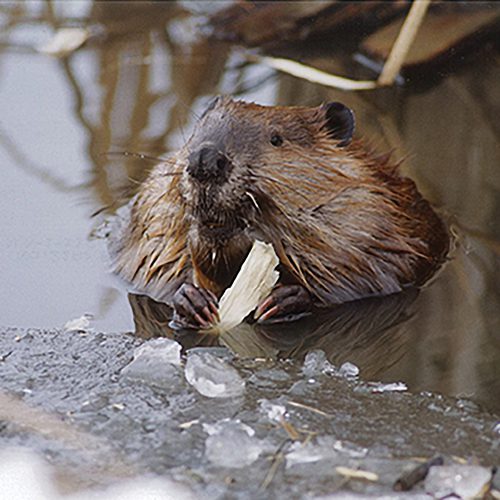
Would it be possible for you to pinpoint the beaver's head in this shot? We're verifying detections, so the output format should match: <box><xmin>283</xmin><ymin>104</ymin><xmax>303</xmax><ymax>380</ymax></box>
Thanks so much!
<box><xmin>178</xmin><ymin>96</ymin><xmax>355</xmax><ymax>242</ymax></box>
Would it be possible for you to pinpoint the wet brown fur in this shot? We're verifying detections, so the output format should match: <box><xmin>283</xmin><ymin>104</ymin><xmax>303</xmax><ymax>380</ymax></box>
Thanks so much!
<box><xmin>110</xmin><ymin>97</ymin><xmax>449</xmax><ymax>306</ymax></box>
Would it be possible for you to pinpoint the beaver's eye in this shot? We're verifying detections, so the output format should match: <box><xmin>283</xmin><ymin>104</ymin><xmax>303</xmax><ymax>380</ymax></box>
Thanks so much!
<box><xmin>270</xmin><ymin>134</ymin><xmax>283</xmax><ymax>147</ymax></box>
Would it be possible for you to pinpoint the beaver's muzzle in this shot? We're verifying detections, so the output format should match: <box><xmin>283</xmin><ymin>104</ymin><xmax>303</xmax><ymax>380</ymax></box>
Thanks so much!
<box><xmin>187</xmin><ymin>146</ymin><xmax>232</xmax><ymax>185</ymax></box>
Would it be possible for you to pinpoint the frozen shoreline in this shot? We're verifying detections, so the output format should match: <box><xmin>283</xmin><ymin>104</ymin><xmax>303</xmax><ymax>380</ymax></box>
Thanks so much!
<box><xmin>0</xmin><ymin>327</ymin><xmax>498</xmax><ymax>498</ymax></box>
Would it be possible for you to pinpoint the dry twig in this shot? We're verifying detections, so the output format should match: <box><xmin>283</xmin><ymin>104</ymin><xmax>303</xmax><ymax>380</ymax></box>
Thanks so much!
<box><xmin>248</xmin><ymin>54</ymin><xmax>377</xmax><ymax>91</ymax></box>
<box><xmin>377</xmin><ymin>0</ymin><xmax>431</xmax><ymax>86</ymax></box>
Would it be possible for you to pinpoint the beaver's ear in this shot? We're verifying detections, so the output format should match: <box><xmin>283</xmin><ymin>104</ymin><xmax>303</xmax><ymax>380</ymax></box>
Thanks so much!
<box><xmin>321</xmin><ymin>102</ymin><xmax>355</xmax><ymax>147</ymax></box>
<box><xmin>200</xmin><ymin>96</ymin><xmax>222</xmax><ymax>119</ymax></box>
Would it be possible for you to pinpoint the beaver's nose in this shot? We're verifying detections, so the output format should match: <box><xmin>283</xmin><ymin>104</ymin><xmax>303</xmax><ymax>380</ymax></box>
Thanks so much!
<box><xmin>187</xmin><ymin>147</ymin><xmax>232</xmax><ymax>184</ymax></box>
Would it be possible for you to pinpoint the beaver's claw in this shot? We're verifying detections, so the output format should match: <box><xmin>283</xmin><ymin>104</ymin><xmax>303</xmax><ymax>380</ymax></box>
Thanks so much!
<box><xmin>254</xmin><ymin>284</ymin><xmax>312</xmax><ymax>324</ymax></box>
<box><xmin>170</xmin><ymin>283</ymin><xmax>219</xmax><ymax>330</ymax></box>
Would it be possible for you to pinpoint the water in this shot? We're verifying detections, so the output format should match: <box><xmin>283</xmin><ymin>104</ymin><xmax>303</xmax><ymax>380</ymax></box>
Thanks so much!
<box><xmin>0</xmin><ymin>0</ymin><xmax>499</xmax><ymax>413</ymax></box>
<box><xmin>0</xmin><ymin>3</ymin><xmax>499</xmax><ymax>495</ymax></box>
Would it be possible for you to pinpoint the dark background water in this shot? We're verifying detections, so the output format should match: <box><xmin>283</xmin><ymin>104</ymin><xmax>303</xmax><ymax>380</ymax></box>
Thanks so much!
<box><xmin>1</xmin><ymin>1</ymin><xmax>499</xmax><ymax>413</ymax></box>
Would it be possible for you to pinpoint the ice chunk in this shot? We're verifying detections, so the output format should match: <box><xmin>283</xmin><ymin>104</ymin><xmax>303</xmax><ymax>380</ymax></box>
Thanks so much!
<box><xmin>302</xmin><ymin>353</ymin><xmax>359</xmax><ymax>380</ymax></box>
<box><xmin>121</xmin><ymin>338</ymin><xmax>182</xmax><ymax>389</ymax></box>
<box><xmin>64</xmin><ymin>313</ymin><xmax>93</xmax><ymax>332</ymax></box>
<box><xmin>425</xmin><ymin>465</ymin><xmax>493</xmax><ymax>498</ymax></box>
<box><xmin>203</xmin><ymin>420</ymin><xmax>265</xmax><ymax>468</ymax></box>
<box><xmin>302</xmin><ymin>352</ymin><xmax>359</xmax><ymax>379</ymax></box>
<box><xmin>302</xmin><ymin>350</ymin><xmax>336</xmax><ymax>377</ymax></box>
<box><xmin>286</xmin><ymin>441</ymin><xmax>327</xmax><ymax>467</ymax></box>
<box><xmin>365</xmin><ymin>381</ymin><xmax>407</xmax><ymax>393</ymax></box>
<box><xmin>134</xmin><ymin>338</ymin><xmax>182</xmax><ymax>366</ymax></box>
<box><xmin>203</xmin><ymin>419</ymin><xmax>255</xmax><ymax>437</ymax></box>
<box><xmin>286</xmin><ymin>436</ymin><xmax>340</xmax><ymax>468</ymax></box>
<box><xmin>184</xmin><ymin>352</ymin><xmax>245</xmax><ymax>398</ymax></box>
<box><xmin>332</xmin><ymin>440</ymin><xmax>368</xmax><ymax>458</ymax></box>
<box><xmin>259</xmin><ymin>399</ymin><xmax>286</xmax><ymax>423</ymax></box>
<box><xmin>338</xmin><ymin>361</ymin><xmax>360</xmax><ymax>379</ymax></box>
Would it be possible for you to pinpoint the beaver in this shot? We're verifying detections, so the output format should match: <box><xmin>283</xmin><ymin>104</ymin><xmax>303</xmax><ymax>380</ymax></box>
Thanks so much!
<box><xmin>109</xmin><ymin>96</ymin><xmax>449</xmax><ymax>329</ymax></box>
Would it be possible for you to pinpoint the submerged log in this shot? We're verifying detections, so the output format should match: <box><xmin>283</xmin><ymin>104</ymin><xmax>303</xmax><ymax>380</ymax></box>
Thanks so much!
<box><xmin>362</xmin><ymin>6</ymin><xmax>500</xmax><ymax>77</ymax></box>
<box><xmin>207</xmin><ymin>1</ymin><xmax>500</xmax><ymax>87</ymax></box>
<box><xmin>208</xmin><ymin>1</ymin><xmax>407</xmax><ymax>47</ymax></box>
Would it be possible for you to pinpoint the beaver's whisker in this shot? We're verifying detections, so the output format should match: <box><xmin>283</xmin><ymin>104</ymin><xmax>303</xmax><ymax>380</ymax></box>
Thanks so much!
<box><xmin>127</xmin><ymin>177</ymin><xmax>144</xmax><ymax>186</ymax></box>
<box><xmin>101</xmin><ymin>151</ymin><xmax>168</xmax><ymax>163</ymax></box>
<box><xmin>175</xmin><ymin>97</ymin><xmax>201</xmax><ymax>121</ymax></box>
<box><xmin>246</xmin><ymin>191</ymin><xmax>260</xmax><ymax>212</ymax></box>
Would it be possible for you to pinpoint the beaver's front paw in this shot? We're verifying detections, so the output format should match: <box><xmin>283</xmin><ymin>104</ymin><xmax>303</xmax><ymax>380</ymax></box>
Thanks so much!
<box><xmin>170</xmin><ymin>283</ymin><xmax>219</xmax><ymax>330</ymax></box>
<box><xmin>254</xmin><ymin>284</ymin><xmax>312</xmax><ymax>324</ymax></box>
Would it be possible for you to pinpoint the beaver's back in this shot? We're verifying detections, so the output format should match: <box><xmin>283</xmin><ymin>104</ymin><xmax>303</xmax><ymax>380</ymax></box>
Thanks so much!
<box><xmin>251</xmin><ymin>134</ymin><xmax>449</xmax><ymax>305</ymax></box>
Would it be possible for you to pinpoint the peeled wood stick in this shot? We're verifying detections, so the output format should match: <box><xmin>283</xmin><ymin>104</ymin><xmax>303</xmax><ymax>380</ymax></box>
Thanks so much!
<box><xmin>378</xmin><ymin>0</ymin><xmax>432</xmax><ymax>86</ymax></box>
<box><xmin>208</xmin><ymin>240</ymin><xmax>280</xmax><ymax>333</ymax></box>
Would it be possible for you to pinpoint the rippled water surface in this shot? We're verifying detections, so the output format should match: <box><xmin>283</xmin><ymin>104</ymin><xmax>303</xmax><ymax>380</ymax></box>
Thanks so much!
<box><xmin>1</xmin><ymin>1</ymin><xmax>499</xmax><ymax>416</ymax></box>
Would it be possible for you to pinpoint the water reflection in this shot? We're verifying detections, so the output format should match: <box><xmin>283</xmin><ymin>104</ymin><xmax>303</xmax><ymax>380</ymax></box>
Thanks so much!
<box><xmin>0</xmin><ymin>2</ymin><xmax>499</xmax><ymax>412</ymax></box>
<box><xmin>130</xmin><ymin>289</ymin><xmax>419</xmax><ymax>381</ymax></box>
